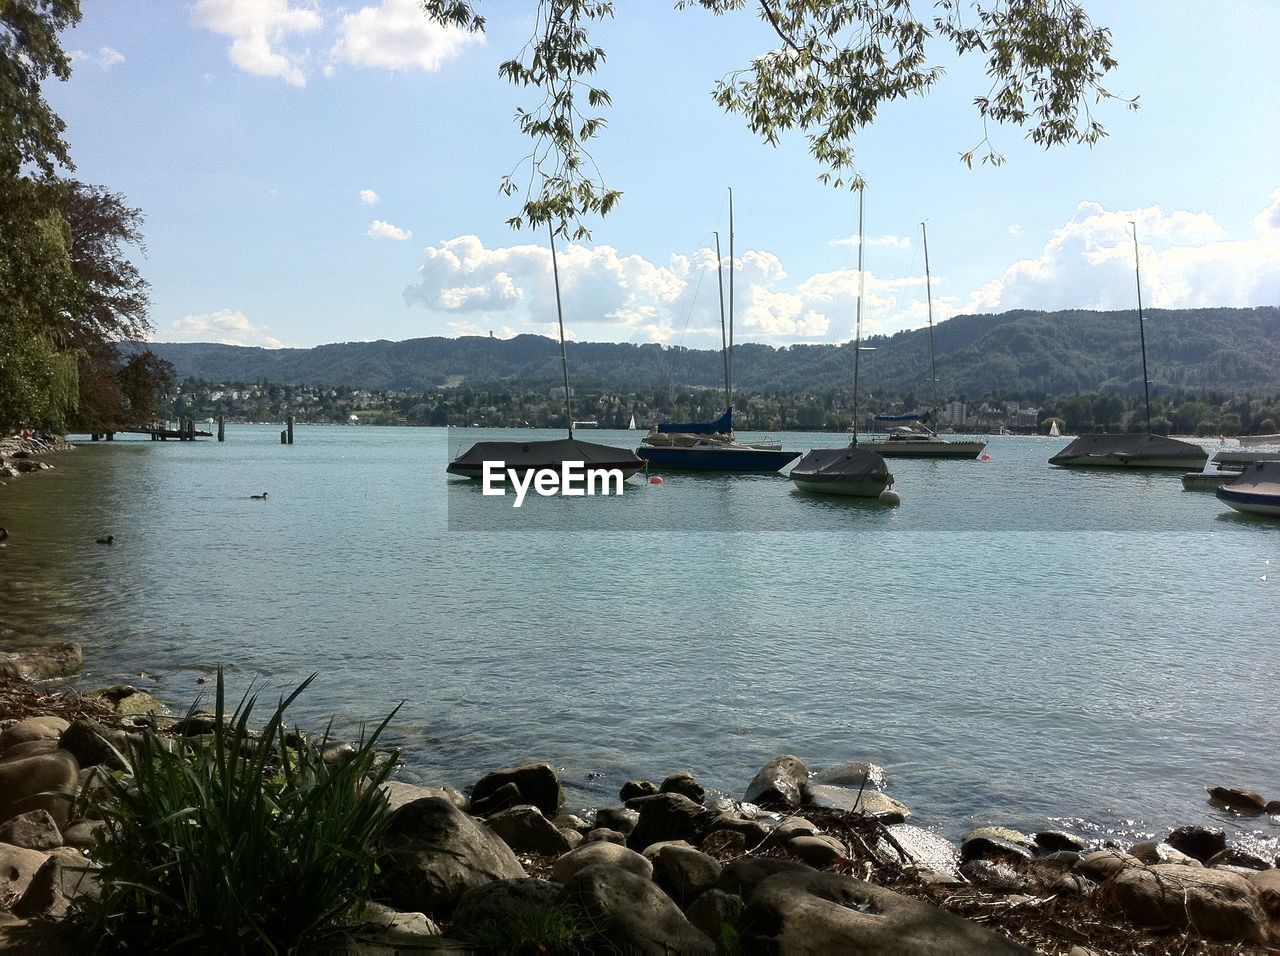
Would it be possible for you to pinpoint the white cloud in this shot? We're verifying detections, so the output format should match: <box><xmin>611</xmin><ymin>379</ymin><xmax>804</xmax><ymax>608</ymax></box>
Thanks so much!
<box><xmin>70</xmin><ymin>47</ymin><xmax>126</xmax><ymax>68</ymax></box>
<box><xmin>965</xmin><ymin>196</ymin><xmax>1280</xmax><ymax>314</ymax></box>
<box><xmin>830</xmin><ymin>233</ymin><xmax>911</xmax><ymax>249</ymax></box>
<box><xmin>157</xmin><ymin>308</ymin><xmax>286</xmax><ymax>348</ymax></box>
<box><xmin>1008</xmin><ymin>224</ymin><xmax>1022</xmax><ymax>235</ymax></box>
<box><xmin>359</xmin><ymin>188</ymin><xmax>381</xmax><ymax>205</ymax></box>
<box><xmin>331</xmin><ymin>0</ymin><xmax>483</xmax><ymax>72</ymax></box>
<box><xmin>192</xmin><ymin>0</ymin><xmax>324</xmax><ymax>87</ymax></box>
<box><xmin>368</xmin><ymin>219</ymin><xmax>412</xmax><ymax>240</ymax></box>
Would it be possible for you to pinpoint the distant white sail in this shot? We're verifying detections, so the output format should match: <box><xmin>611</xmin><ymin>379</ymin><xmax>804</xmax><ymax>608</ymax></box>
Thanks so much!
<box><xmin>629</xmin><ymin>413</ymin><xmax>637</xmax><ymax>430</ymax></box>
<box><xmin>1049</xmin><ymin>420</ymin><xmax>1061</xmax><ymax>437</ymax></box>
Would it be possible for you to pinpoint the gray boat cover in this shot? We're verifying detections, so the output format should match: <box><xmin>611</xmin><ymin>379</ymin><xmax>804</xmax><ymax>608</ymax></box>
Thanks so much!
<box><xmin>789</xmin><ymin>446</ymin><xmax>892</xmax><ymax>481</ymax></box>
<box><xmin>1049</xmin><ymin>433</ymin><xmax>1207</xmax><ymax>464</ymax></box>
<box><xmin>1222</xmin><ymin>460</ymin><xmax>1280</xmax><ymax>494</ymax></box>
<box><xmin>447</xmin><ymin>437</ymin><xmax>643</xmax><ymax>472</ymax></box>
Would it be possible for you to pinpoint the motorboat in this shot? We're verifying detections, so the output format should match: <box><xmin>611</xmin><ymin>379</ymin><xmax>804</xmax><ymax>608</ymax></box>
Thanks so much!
<box><xmin>1216</xmin><ymin>461</ymin><xmax>1280</xmax><ymax>517</ymax></box>
<box><xmin>860</xmin><ymin>417</ymin><xmax>987</xmax><ymax>460</ymax></box>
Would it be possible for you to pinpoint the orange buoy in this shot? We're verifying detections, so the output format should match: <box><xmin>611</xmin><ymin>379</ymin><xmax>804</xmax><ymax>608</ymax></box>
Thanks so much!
<box><xmin>980</xmin><ymin>454</ymin><xmax>991</xmax><ymax>461</ymax></box>
<box><xmin>649</xmin><ymin>475</ymin><xmax>664</xmax><ymax>484</ymax></box>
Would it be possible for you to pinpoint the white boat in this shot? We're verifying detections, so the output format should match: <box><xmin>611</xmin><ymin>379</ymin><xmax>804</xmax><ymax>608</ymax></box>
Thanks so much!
<box><xmin>628</xmin><ymin>413</ymin><xmax>637</xmax><ymax>430</ymax></box>
<box><xmin>1049</xmin><ymin>420</ymin><xmax>1061</xmax><ymax>438</ymax></box>
<box><xmin>1049</xmin><ymin>224</ymin><xmax>1206</xmax><ymax>471</ymax></box>
<box><xmin>1237</xmin><ymin>434</ymin><xmax>1280</xmax><ymax>447</ymax></box>
<box><xmin>1217</xmin><ymin>461</ymin><xmax>1280</xmax><ymax>517</ymax></box>
<box><xmin>790</xmin><ymin>188</ymin><xmax>894</xmax><ymax>500</ymax></box>
<box><xmin>858</xmin><ymin>224</ymin><xmax>986</xmax><ymax>461</ymax></box>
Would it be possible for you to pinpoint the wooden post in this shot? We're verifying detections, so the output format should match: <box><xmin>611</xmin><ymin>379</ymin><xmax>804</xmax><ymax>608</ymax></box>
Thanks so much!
<box><xmin>90</xmin><ymin>433</ymin><xmax>99</xmax><ymax>442</ymax></box>
<box><xmin>287</xmin><ymin>416</ymin><xmax>295</xmax><ymax>445</ymax></box>
<box><xmin>217</xmin><ymin>416</ymin><xmax>225</xmax><ymax>442</ymax></box>
<box><xmin>280</xmin><ymin>429</ymin><xmax>287</xmax><ymax>444</ymax></box>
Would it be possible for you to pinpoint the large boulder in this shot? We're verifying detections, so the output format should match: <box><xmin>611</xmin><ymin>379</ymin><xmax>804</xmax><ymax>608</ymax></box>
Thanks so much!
<box><xmin>377</xmin><ymin>796</ymin><xmax>526</xmax><ymax>914</ymax></box>
<box><xmin>802</xmin><ymin>784</ymin><xmax>909</xmax><ymax>821</ymax></box>
<box><xmin>1075</xmin><ymin>850</ymin><xmax>1141</xmax><ymax>881</ymax></box>
<box><xmin>718</xmin><ymin>858</ymin><xmax>815</xmax><ymax>898</ymax></box>
<box><xmin>58</xmin><ymin>719</ymin><xmax>130</xmax><ymax>771</ymax></box>
<box><xmin>552</xmin><ymin>840</ymin><xmax>652</xmax><ymax>883</ymax></box>
<box><xmin>1166</xmin><ymin>825</ymin><xmax>1226</xmax><ymax>862</ymax></box>
<box><xmin>485</xmin><ymin>805</ymin><xmax>574</xmax><ymax>856</ymax></box>
<box><xmin>0</xmin><ymin>717</ymin><xmax>69</xmax><ymax>754</ymax></box>
<box><xmin>470</xmin><ymin>763</ymin><xmax>562</xmax><ymax>818</ymax></box>
<box><xmin>14</xmin><ymin>847</ymin><xmax>100</xmax><ymax>919</ymax></box>
<box><xmin>0</xmin><ymin>812</ymin><xmax>62</xmax><ymax>851</ymax></box>
<box><xmin>450</xmin><ymin>878</ymin><xmax>563</xmax><ymax>938</ymax></box>
<box><xmin>563</xmin><ymin>864</ymin><xmax>714</xmax><ymax>954</ymax></box>
<box><xmin>593</xmin><ymin>806</ymin><xmax>638</xmax><ymax>835</ymax></box>
<box><xmin>626</xmin><ymin>793</ymin><xmax>712</xmax><ymax>852</ymax></box>
<box><xmin>876</xmin><ymin>824</ymin><xmax>961</xmax><ymax>881</ymax></box>
<box><xmin>0</xmin><ymin>844</ymin><xmax>49</xmax><ymax>906</ymax></box>
<box><xmin>0</xmin><ymin>751</ymin><xmax>79</xmax><ymax>826</ymax></box>
<box><xmin>659</xmin><ymin>771</ymin><xmax>705</xmax><ymax>804</ymax></box>
<box><xmin>744</xmin><ymin>756</ymin><xmax>808</xmax><ymax>809</ymax></box>
<box><xmin>685</xmin><ymin>888</ymin><xmax>744</xmax><ymax>946</ymax></box>
<box><xmin>1206</xmin><ymin>786</ymin><xmax>1268</xmax><ymax>814</ymax></box>
<box><xmin>1111</xmin><ymin>863</ymin><xmax>1267</xmax><ymax>943</ymax></box>
<box><xmin>379</xmin><ymin>781</ymin><xmax>468</xmax><ymax>815</ymax></box>
<box><xmin>740</xmin><ymin>868</ymin><xmax>1029</xmax><ymax>954</ymax></box>
<box><xmin>811</xmin><ymin>761</ymin><xmax>887</xmax><ymax>790</ymax></box>
<box><xmin>0</xmin><ymin>643</ymin><xmax>82</xmax><ymax>680</ymax></box>
<box><xmin>619</xmin><ymin>780</ymin><xmax>658</xmax><ymax>801</ymax></box>
<box><xmin>650</xmin><ymin>844</ymin><xmax>722</xmax><ymax>906</ymax></box>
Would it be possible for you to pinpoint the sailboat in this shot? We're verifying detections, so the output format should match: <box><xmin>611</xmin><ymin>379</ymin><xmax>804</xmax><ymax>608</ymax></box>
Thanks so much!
<box><xmin>859</xmin><ymin>223</ymin><xmax>986</xmax><ymax>460</ymax></box>
<box><xmin>636</xmin><ymin>189</ymin><xmax>800</xmax><ymax>472</ymax></box>
<box><xmin>1049</xmin><ymin>420</ymin><xmax>1061</xmax><ymax>438</ymax></box>
<box><xmin>447</xmin><ymin>227</ymin><xmax>645</xmax><ymax>481</ymax></box>
<box><xmin>1049</xmin><ymin>224</ymin><xmax>1207</xmax><ymax>470</ymax></box>
<box><xmin>790</xmin><ymin>189</ymin><xmax>896</xmax><ymax>499</ymax></box>
<box><xmin>628</xmin><ymin>412</ymin><xmax>637</xmax><ymax>430</ymax></box>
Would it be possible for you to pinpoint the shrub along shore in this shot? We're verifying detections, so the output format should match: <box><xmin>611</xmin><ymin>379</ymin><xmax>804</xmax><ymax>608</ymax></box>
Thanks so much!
<box><xmin>3</xmin><ymin>442</ymin><xmax>1279</xmax><ymax>953</ymax></box>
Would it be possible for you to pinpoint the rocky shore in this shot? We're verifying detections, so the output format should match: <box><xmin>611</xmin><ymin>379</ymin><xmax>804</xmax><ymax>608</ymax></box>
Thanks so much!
<box><xmin>0</xmin><ymin>655</ymin><xmax>1277</xmax><ymax>954</ymax></box>
<box><xmin>0</xmin><ymin>435</ymin><xmax>72</xmax><ymax>489</ymax></box>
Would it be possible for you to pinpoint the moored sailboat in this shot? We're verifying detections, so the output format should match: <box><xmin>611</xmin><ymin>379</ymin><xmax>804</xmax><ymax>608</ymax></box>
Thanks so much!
<box><xmin>1049</xmin><ymin>224</ymin><xmax>1207</xmax><ymax>470</ymax></box>
<box><xmin>447</xmin><ymin>226</ymin><xmax>644</xmax><ymax>482</ymax></box>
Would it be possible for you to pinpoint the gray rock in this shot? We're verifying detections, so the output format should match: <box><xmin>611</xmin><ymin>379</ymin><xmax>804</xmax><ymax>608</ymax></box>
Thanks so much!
<box><xmin>562</xmin><ymin>863</ymin><xmax>714</xmax><ymax>954</ymax></box>
<box><xmin>593</xmin><ymin>806</ymin><xmax>638</xmax><ymax>835</ymax></box>
<box><xmin>377</xmin><ymin>796</ymin><xmax>526</xmax><ymax>914</ymax></box>
<box><xmin>1206</xmin><ymin>786</ymin><xmax>1268</xmax><ymax>814</ymax></box>
<box><xmin>640</xmin><ymin>839</ymin><xmax>695</xmax><ymax>862</ymax></box>
<box><xmin>684</xmin><ymin>888</ymin><xmax>743</xmax><ymax>945</ymax></box>
<box><xmin>1112</xmin><ymin>863</ymin><xmax>1266</xmax><ymax>943</ymax></box>
<box><xmin>960</xmin><ymin>859</ymin><xmax>1026</xmax><ymax>892</ymax></box>
<box><xmin>485</xmin><ymin>805</ymin><xmax>574</xmax><ymax>856</ymax></box>
<box><xmin>0</xmin><ymin>739</ymin><xmax>60</xmax><ymax>762</ymax></box>
<box><xmin>708</xmin><ymin>811</ymin><xmax>772</xmax><ymax>847</ymax></box>
<box><xmin>552</xmin><ymin>813</ymin><xmax>588</xmax><ymax>833</ymax></box>
<box><xmin>651</xmin><ymin>844</ymin><xmax>722</xmax><ymax>907</ymax></box>
<box><xmin>619</xmin><ymin>779</ymin><xmax>658</xmax><ymax>801</ymax></box>
<box><xmin>59</xmin><ymin>719</ymin><xmax>130</xmax><ymax>770</ymax></box>
<box><xmin>61</xmin><ymin>820</ymin><xmax>106</xmax><ymax>851</ymax></box>
<box><xmin>450</xmin><ymin>878</ymin><xmax>562</xmax><ymax>936</ymax></box>
<box><xmin>584</xmin><ymin>828</ymin><xmax>625</xmax><ymax>845</ymax></box>
<box><xmin>468</xmin><ymin>781</ymin><xmax>521</xmax><ymax>817</ymax></box>
<box><xmin>787</xmin><ymin>835</ymin><xmax>847</xmax><ymax>868</ymax></box>
<box><xmin>1207</xmin><ymin>846</ymin><xmax>1270</xmax><ymax>870</ymax></box>
<box><xmin>876</xmin><ymin>824</ymin><xmax>961</xmax><ymax>880</ymax></box>
<box><xmin>0</xmin><ymin>643</ymin><xmax>82</xmax><ymax>681</ymax></box>
<box><xmin>0</xmin><ymin>811</ymin><xmax>62</xmax><ymax>851</ymax></box>
<box><xmin>380</xmin><ymin>781</ymin><xmax>468</xmax><ymax>816</ymax></box>
<box><xmin>744</xmin><ymin>755</ymin><xmax>808</xmax><ymax>809</ymax></box>
<box><xmin>14</xmin><ymin>847</ymin><xmax>100</xmax><ymax>919</ymax></box>
<box><xmin>552</xmin><ymin>840</ymin><xmax>652</xmax><ymax>883</ymax></box>
<box><xmin>959</xmin><ymin>835</ymin><xmax>1034</xmax><ymax>865</ymax></box>
<box><xmin>0</xmin><ymin>843</ymin><xmax>48</xmax><ymax>904</ymax></box>
<box><xmin>0</xmin><ymin>751</ymin><xmax>79</xmax><ymax>826</ymax></box>
<box><xmin>471</xmin><ymin>763</ymin><xmax>562</xmax><ymax>818</ymax></box>
<box><xmin>338</xmin><ymin>901</ymin><xmax>442</xmax><ymax>953</ymax></box>
<box><xmin>740</xmin><ymin>868</ymin><xmax>1029</xmax><ymax>954</ymax></box>
<box><xmin>626</xmin><ymin>793</ymin><xmax>712</xmax><ymax>852</ymax></box>
<box><xmin>811</xmin><ymin>760</ymin><xmax>887</xmax><ymax>790</ymax></box>
<box><xmin>169</xmin><ymin>713</ymin><xmax>219</xmax><ymax>736</ymax></box>
<box><xmin>1166</xmin><ymin>825</ymin><xmax>1226</xmax><ymax>862</ymax></box>
<box><xmin>1247</xmin><ymin>868</ymin><xmax>1280</xmax><ymax>917</ymax></box>
<box><xmin>659</xmin><ymin>771</ymin><xmax>705</xmax><ymax>804</ymax></box>
<box><xmin>1128</xmin><ymin>840</ymin><xmax>1193</xmax><ymax>865</ymax></box>
<box><xmin>718</xmin><ymin>857</ymin><xmax>815</xmax><ymax>898</ymax></box>
<box><xmin>1034</xmin><ymin>830</ymin><xmax>1088</xmax><ymax>852</ymax></box>
<box><xmin>802</xmin><ymin>784</ymin><xmax>909</xmax><ymax>822</ymax></box>
<box><xmin>0</xmin><ymin>717</ymin><xmax>69</xmax><ymax>753</ymax></box>
<box><xmin>1075</xmin><ymin>849</ymin><xmax>1140</xmax><ymax>880</ymax></box>
<box><xmin>960</xmin><ymin>826</ymin><xmax>1037</xmax><ymax>853</ymax></box>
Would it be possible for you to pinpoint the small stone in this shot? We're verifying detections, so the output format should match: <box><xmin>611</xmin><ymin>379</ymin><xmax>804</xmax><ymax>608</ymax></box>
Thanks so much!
<box><xmin>0</xmin><ymin>751</ymin><xmax>79</xmax><ymax>826</ymax></box>
<box><xmin>346</xmin><ymin>901</ymin><xmax>441</xmax><ymax>947</ymax></box>
<box><xmin>552</xmin><ymin>813</ymin><xmax>589</xmax><ymax>833</ymax></box>
<box><xmin>58</xmin><ymin>719</ymin><xmax>129</xmax><ymax>770</ymax></box>
<box><xmin>787</xmin><ymin>835</ymin><xmax>847</xmax><ymax>868</ymax></box>
<box><xmin>61</xmin><ymin>821</ymin><xmax>106</xmax><ymax>851</ymax></box>
<box><xmin>802</xmin><ymin>784</ymin><xmax>909</xmax><ymax>822</ymax></box>
<box><xmin>1074</xmin><ymin>849</ymin><xmax>1140</xmax><ymax>880</ymax></box>
<box><xmin>744</xmin><ymin>755</ymin><xmax>808</xmax><ymax>809</ymax></box>
<box><xmin>0</xmin><ymin>740</ymin><xmax>59</xmax><ymax>762</ymax></box>
<box><xmin>1166</xmin><ymin>825</ymin><xmax>1227</xmax><ymax>862</ymax></box>
<box><xmin>626</xmin><ymin>793</ymin><xmax>712</xmax><ymax>852</ymax></box>
<box><xmin>450</xmin><ymin>878</ymin><xmax>561</xmax><ymax>937</ymax></box>
<box><xmin>1128</xmin><ymin>840</ymin><xmax>1193</xmax><ymax>865</ymax></box>
<box><xmin>651</xmin><ymin>844</ymin><xmax>722</xmax><ymax>907</ymax></box>
<box><xmin>593</xmin><ymin>806</ymin><xmax>638</xmax><ymax>835</ymax></box>
<box><xmin>469</xmin><ymin>781</ymin><xmax>522</xmax><ymax>817</ymax></box>
<box><xmin>0</xmin><ymin>717</ymin><xmax>69</xmax><ymax>753</ymax></box>
<box><xmin>960</xmin><ymin>859</ymin><xmax>1026</xmax><ymax>892</ymax></box>
<box><xmin>1207</xmin><ymin>846</ymin><xmax>1270</xmax><ymax>870</ymax></box>
<box><xmin>810</xmin><ymin>761</ymin><xmax>887</xmax><ymax>790</ymax></box>
<box><xmin>960</xmin><ymin>826</ymin><xmax>1036</xmax><ymax>853</ymax></box>
<box><xmin>0</xmin><ymin>844</ymin><xmax>49</xmax><ymax>904</ymax></box>
<box><xmin>14</xmin><ymin>848</ymin><xmax>100</xmax><ymax>919</ymax></box>
<box><xmin>0</xmin><ymin>811</ymin><xmax>62</xmax><ymax>851</ymax></box>
<box><xmin>551</xmin><ymin>840</ymin><xmax>652</xmax><ymax>883</ymax></box>
<box><xmin>1206</xmin><ymin>786</ymin><xmax>1268</xmax><ymax>814</ymax></box>
<box><xmin>619</xmin><ymin>779</ymin><xmax>658</xmax><ymax>801</ymax></box>
<box><xmin>486</xmin><ymin>805</ymin><xmax>575</xmax><ymax>856</ymax></box>
<box><xmin>584</xmin><ymin>828</ymin><xmax>626</xmax><ymax>845</ymax></box>
<box><xmin>471</xmin><ymin>762</ymin><xmax>563</xmax><ymax>818</ymax></box>
<box><xmin>959</xmin><ymin>835</ymin><xmax>1033</xmax><ymax>865</ymax></box>
<box><xmin>562</xmin><ymin>863</ymin><xmax>714</xmax><ymax>954</ymax></box>
<box><xmin>1034</xmin><ymin>830</ymin><xmax>1087</xmax><ymax>853</ymax></box>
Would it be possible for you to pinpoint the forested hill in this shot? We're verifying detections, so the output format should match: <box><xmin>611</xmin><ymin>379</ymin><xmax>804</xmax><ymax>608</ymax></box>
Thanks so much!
<box><xmin>146</xmin><ymin>307</ymin><xmax>1280</xmax><ymax>397</ymax></box>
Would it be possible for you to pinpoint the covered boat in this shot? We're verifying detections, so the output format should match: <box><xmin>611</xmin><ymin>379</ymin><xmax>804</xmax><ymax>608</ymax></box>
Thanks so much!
<box><xmin>789</xmin><ymin>447</ymin><xmax>893</xmax><ymax>498</ymax></box>
<box><xmin>638</xmin><ymin>407</ymin><xmax>799</xmax><ymax>472</ymax></box>
<box><xmin>859</xmin><ymin>413</ymin><xmax>987</xmax><ymax>460</ymax></box>
<box><xmin>446</xmin><ymin>437</ymin><xmax>645</xmax><ymax>480</ymax></box>
<box><xmin>1216</xmin><ymin>461</ymin><xmax>1280</xmax><ymax>517</ymax></box>
<box><xmin>1049</xmin><ymin>433</ymin><xmax>1207</xmax><ymax>470</ymax></box>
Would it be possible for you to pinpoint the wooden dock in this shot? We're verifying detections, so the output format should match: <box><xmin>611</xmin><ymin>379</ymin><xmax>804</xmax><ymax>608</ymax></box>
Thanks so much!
<box><xmin>83</xmin><ymin>420</ymin><xmax>213</xmax><ymax>442</ymax></box>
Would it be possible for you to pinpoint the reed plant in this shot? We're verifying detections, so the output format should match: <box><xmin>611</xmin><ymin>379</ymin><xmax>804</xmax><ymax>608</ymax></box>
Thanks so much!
<box><xmin>74</xmin><ymin>670</ymin><xmax>400</xmax><ymax>952</ymax></box>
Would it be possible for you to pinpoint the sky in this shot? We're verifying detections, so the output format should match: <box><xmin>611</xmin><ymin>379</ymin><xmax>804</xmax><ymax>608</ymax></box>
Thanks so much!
<box><xmin>44</xmin><ymin>1</ymin><xmax>1280</xmax><ymax>352</ymax></box>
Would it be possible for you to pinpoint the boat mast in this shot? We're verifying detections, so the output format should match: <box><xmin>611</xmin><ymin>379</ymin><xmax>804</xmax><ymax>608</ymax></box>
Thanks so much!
<box><xmin>549</xmin><ymin>222</ymin><xmax>574</xmax><ymax>439</ymax></box>
<box><xmin>852</xmin><ymin>188</ymin><xmax>865</xmax><ymax>446</ymax></box>
<box><xmin>727</xmin><ymin>188</ymin><xmax>734</xmax><ymax>412</ymax></box>
<box><xmin>1131</xmin><ymin>222</ymin><xmax>1152</xmax><ymax>433</ymax></box>
<box><xmin>715</xmin><ymin>230</ymin><xmax>729</xmax><ymax>410</ymax></box>
<box><xmin>922</xmin><ymin>222</ymin><xmax>939</xmax><ymax>433</ymax></box>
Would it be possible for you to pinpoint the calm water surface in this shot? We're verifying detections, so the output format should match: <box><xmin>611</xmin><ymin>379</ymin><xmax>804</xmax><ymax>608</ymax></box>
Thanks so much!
<box><xmin>1</xmin><ymin>426</ymin><xmax>1277</xmax><ymax>848</ymax></box>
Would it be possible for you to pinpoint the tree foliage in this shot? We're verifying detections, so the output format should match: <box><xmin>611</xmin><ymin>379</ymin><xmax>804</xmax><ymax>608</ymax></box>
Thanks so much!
<box><xmin>422</xmin><ymin>0</ymin><xmax>1134</xmax><ymax>235</ymax></box>
<box><xmin>0</xmin><ymin>0</ymin><xmax>80</xmax><ymax>176</ymax></box>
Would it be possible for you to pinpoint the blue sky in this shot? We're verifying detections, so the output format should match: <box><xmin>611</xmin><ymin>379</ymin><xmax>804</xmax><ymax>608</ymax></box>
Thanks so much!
<box><xmin>47</xmin><ymin>1</ymin><xmax>1280</xmax><ymax>351</ymax></box>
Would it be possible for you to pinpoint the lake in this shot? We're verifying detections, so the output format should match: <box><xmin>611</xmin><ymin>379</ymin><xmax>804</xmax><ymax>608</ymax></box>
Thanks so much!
<box><xmin>1</xmin><ymin>425</ymin><xmax>1277</xmax><ymax>850</ymax></box>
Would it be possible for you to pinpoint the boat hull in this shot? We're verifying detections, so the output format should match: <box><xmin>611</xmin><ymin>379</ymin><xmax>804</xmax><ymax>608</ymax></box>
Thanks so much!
<box><xmin>1051</xmin><ymin>453</ymin><xmax>1208</xmax><ymax>470</ymax></box>
<box><xmin>1217</xmin><ymin>487</ymin><xmax>1280</xmax><ymax>517</ymax></box>
<box><xmin>860</xmin><ymin>439</ymin><xmax>987</xmax><ymax>460</ymax></box>
<box><xmin>790</xmin><ymin>475</ymin><xmax>891</xmax><ymax>497</ymax></box>
<box><xmin>636</xmin><ymin>446</ymin><xmax>799</xmax><ymax>472</ymax></box>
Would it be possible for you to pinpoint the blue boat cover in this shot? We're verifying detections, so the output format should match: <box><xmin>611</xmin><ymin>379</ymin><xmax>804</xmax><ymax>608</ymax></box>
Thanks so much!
<box><xmin>656</xmin><ymin>407</ymin><xmax>733</xmax><ymax>435</ymax></box>
<box><xmin>874</xmin><ymin>413</ymin><xmax>923</xmax><ymax>422</ymax></box>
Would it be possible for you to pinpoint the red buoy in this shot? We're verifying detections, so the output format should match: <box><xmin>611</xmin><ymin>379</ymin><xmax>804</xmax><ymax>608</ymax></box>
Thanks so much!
<box><xmin>980</xmin><ymin>454</ymin><xmax>991</xmax><ymax>461</ymax></box>
<box><xmin>649</xmin><ymin>475</ymin><xmax>664</xmax><ymax>484</ymax></box>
